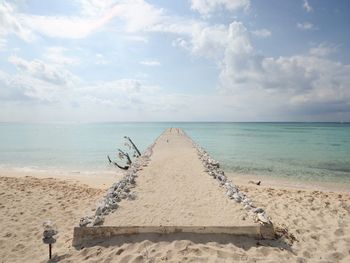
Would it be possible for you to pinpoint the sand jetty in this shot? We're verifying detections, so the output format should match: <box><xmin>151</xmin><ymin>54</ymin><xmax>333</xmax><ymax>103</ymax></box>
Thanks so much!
<box><xmin>73</xmin><ymin>128</ymin><xmax>274</xmax><ymax>246</ymax></box>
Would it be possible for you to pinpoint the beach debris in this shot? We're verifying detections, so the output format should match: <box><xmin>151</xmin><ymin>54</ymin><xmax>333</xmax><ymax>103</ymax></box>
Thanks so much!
<box><xmin>42</xmin><ymin>220</ymin><xmax>58</xmax><ymax>260</ymax></box>
<box><xmin>124</xmin><ymin>136</ymin><xmax>142</xmax><ymax>157</ymax></box>
<box><xmin>195</xmin><ymin>144</ymin><xmax>273</xmax><ymax>226</ymax></box>
<box><xmin>249</xmin><ymin>180</ymin><xmax>261</xmax><ymax>186</ymax></box>
<box><xmin>107</xmin><ymin>155</ymin><xmax>129</xmax><ymax>170</ymax></box>
<box><xmin>107</xmin><ymin>136</ymin><xmax>142</xmax><ymax>170</ymax></box>
<box><xmin>118</xmin><ymin>149</ymin><xmax>132</xmax><ymax>165</ymax></box>
<box><xmin>79</xmin><ymin>143</ymin><xmax>155</xmax><ymax>228</ymax></box>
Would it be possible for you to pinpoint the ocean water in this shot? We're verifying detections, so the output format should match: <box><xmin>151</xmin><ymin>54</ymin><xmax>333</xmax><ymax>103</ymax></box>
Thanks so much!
<box><xmin>0</xmin><ymin>122</ymin><xmax>349</xmax><ymax>183</ymax></box>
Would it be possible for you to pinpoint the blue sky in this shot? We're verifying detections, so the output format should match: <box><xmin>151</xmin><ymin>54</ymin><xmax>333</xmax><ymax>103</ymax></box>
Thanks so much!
<box><xmin>0</xmin><ymin>0</ymin><xmax>349</xmax><ymax>122</ymax></box>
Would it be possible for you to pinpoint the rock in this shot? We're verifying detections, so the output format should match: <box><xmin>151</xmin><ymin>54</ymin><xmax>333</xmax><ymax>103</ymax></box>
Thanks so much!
<box><xmin>95</xmin><ymin>202</ymin><xmax>107</xmax><ymax>216</ymax></box>
<box><xmin>244</xmin><ymin>204</ymin><xmax>252</xmax><ymax>210</ymax></box>
<box><xmin>128</xmin><ymin>177</ymin><xmax>136</xmax><ymax>184</ymax></box>
<box><xmin>226</xmin><ymin>189</ymin><xmax>234</xmax><ymax>197</ymax></box>
<box><xmin>108</xmin><ymin>201</ymin><xmax>119</xmax><ymax>209</ymax></box>
<box><xmin>257</xmin><ymin>212</ymin><xmax>270</xmax><ymax>224</ymax></box>
<box><xmin>242</xmin><ymin>198</ymin><xmax>251</xmax><ymax>205</ymax></box>
<box><xmin>93</xmin><ymin>216</ymin><xmax>104</xmax><ymax>226</ymax></box>
<box><xmin>79</xmin><ymin>216</ymin><xmax>93</xmax><ymax>227</ymax></box>
<box><xmin>217</xmin><ymin>170</ymin><xmax>225</xmax><ymax>175</ymax></box>
<box><xmin>119</xmin><ymin>192</ymin><xmax>127</xmax><ymax>199</ymax></box>
<box><xmin>217</xmin><ymin>175</ymin><xmax>226</xmax><ymax>182</ymax></box>
<box><xmin>127</xmin><ymin>192</ymin><xmax>137</xmax><ymax>200</ymax></box>
<box><xmin>232</xmin><ymin>193</ymin><xmax>242</xmax><ymax>203</ymax></box>
<box><xmin>254</xmin><ymin>207</ymin><xmax>264</xmax><ymax>214</ymax></box>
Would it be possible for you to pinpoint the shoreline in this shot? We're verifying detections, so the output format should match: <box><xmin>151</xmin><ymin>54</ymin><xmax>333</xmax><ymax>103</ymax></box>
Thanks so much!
<box><xmin>228</xmin><ymin>172</ymin><xmax>350</xmax><ymax>194</ymax></box>
<box><xmin>1</xmin><ymin>166</ymin><xmax>349</xmax><ymax>193</ymax></box>
<box><xmin>0</xmin><ymin>167</ymin><xmax>123</xmax><ymax>189</ymax></box>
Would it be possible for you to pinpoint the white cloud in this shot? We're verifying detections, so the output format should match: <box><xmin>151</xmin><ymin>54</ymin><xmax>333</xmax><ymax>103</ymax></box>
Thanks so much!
<box><xmin>168</xmin><ymin>19</ymin><xmax>350</xmax><ymax>116</ymax></box>
<box><xmin>44</xmin><ymin>47</ymin><xmax>80</xmax><ymax>65</ymax></box>
<box><xmin>252</xmin><ymin>29</ymin><xmax>271</xmax><ymax>38</ymax></box>
<box><xmin>190</xmin><ymin>0</ymin><xmax>250</xmax><ymax>15</ymax></box>
<box><xmin>215</xmin><ymin>23</ymin><xmax>350</xmax><ymax>114</ymax></box>
<box><xmin>140</xmin><ymin>60</ymin><xmax>161</xmax><ymax>66</ymax></box>
<box><xmin>0</xmin><ymin>1</ymin><xmax>34</xmax><ymax>42</ymax></box>
<box><xmin>309</xmin><ymin>43</ymin><xmax>338</xmax><ymax>57</ymax></box>
<box><xmin>8</xmin><ymin>55</ymin><xmax>79</xmax><ymax>86</ymax></box>
<box><xmin>303</xmin><ymin>0</ymin><xmax>313</xmax><ymax>13</ymax></box>
<box><xmin>297</xmin><ymin>22</ymin><xmax>315</xmax><ymax>31</ymax></box>
<box><xmin>189</xmin><ymin>24</ymin><xmax>229</xmax><ymax>58</ymax></box>
<box><xmin>3</xmin><ymin>55</ymin><xmax>80</xmax><ymax>102</ymax></box>
<box><xmin>76</xmin><ymin>0</ymin><xmax>117</xmax><ymax>16</ymax></box>
<box><xmin>18</xmin><ymin>0</ymin><xmax>165</xmax><ymax>39</ymax></box>
<box><xmin>19</xmin><ymin>15</ymin><xmax>103</xmax><ymax>39</ymax></box>
<box><xmin>123</xmin><ymin>35</ymin><xmax>148</xmax><ymax>43</ymax></box>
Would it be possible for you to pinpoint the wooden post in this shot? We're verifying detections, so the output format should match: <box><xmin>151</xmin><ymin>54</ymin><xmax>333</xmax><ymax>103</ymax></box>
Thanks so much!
<box><xmin>49</xmin><ymin>244</ymin><xmax>52</xmax><ymax>259</ymax></box>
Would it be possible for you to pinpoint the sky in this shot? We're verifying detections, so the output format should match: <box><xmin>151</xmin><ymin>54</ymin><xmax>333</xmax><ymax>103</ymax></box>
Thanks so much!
<box><xmin>0</xmin><ymin>0</ymin><xmax>349</xmax><ymax>122</ymax></box>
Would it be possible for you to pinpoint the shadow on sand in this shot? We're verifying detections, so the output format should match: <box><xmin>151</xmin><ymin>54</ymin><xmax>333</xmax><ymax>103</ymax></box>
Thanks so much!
<box><xmin>74</xmin><ymin>232</ymin><xmax>293</xmax><ymax>253</ymax></box>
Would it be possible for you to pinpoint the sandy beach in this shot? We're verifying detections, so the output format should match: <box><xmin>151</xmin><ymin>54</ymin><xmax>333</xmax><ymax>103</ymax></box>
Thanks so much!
<box><xmin>1</xmin><ymin>171</ymin><xmax>349</xmax><ymax>262</ymax></box>
<box><xmin>0</xmin><ymin>129</ymin><xmax>349</xmax><ymax>262</ymax></box>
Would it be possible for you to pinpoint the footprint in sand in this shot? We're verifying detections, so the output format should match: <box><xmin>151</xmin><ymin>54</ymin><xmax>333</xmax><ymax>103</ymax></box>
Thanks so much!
<box><xmin>327</xmin><ymin>251</ymin><xmax>345</xmax><ymax>261</ymax></box>
<box><xmin>334</xmin><ymin>228</ymin><xmax>344</xmax><ymax>236</ymax></box>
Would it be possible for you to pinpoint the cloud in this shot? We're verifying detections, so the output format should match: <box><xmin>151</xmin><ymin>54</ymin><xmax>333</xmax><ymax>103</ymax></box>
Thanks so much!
<box><xmin>19</xmin><ymin>0</ymin><xmax>165</xmax><ymax>39</ymax></box>
<box><xmin>169</xmin><ymin>20</ymin><xmax>350</xmax><ymax>117</ymax></box>
<box><xmin>309</xmin><ymin>43</ymin><xmax>338</xmax><ymax>57</ymax></box>
<box><xmin>0</xmin><ymin>1</ymin><xmax>35</xmax><ymax>42</ymax></box>
<box><xmin>215</xmin><ymin>23</ymin><xmax>350</xmax><ymax>115</ymax></box>
<box><xmin>252</xmin><ymin>29</ymin><xmax>271</xmax><ymax>38</ymax></box>
<box><xmin>44</xmin><ymin>47</ymin><xmax>80</xmax><ymax>65</ymax></box>
<box><xmin>1</xmin><ymin>55</ymin><xmax>80</xmax><ymax>103</ymax></box>
<box><xmin>123</xmin><ymin>35</ymin><xmax>148</xmax><ymax>43</ymax></box>
<box><xmin>8</xmin><ymin>55</ymin><xmax>79</xmax><ymax>86</ymax></box>
<box><xmin>140</xmin><ymin>60</ymin><xmax>161</xmax><ymax>66</ymax></box>
<box><xmin>19</xmin><ymin>15</ymin><xmax>105</xmax><ymax>39</ymax></box>
<box><xmin>303</xmin><ymin>0</ymin><xmax>313</xmax><ymax>13</ymax></box>
<box><xmin>190</xmin><ymin>0</ymin><xmax>250</xmax><ymax>15</ymax></box>
<box><xmin>297</xmin><ymin>22</ymin><xmax>315</xmax><ymax>31</ymax></box>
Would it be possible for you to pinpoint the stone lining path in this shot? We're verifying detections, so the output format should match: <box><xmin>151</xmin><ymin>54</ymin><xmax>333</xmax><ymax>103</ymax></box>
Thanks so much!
<box><xmin>103</xmin><ymin>128</ymin><xmax>256</xmax><ymax>227</ymax></box>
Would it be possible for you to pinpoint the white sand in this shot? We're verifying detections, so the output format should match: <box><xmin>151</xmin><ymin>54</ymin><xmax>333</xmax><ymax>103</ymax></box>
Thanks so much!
<box><xmin>1</xmin><ymin>173</ymin><xmax>349</xmax><ymax>262</ymax></box>
<box><xmin>104</xmin><ymin>128</ymin><xmax>253</xmax><ymax>227</ymax></box>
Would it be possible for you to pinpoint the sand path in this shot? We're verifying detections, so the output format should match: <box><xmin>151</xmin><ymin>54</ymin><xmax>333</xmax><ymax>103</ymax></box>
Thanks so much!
<box><xmin>104</xmin><ymin>128</ymin><xmax>252</xmax><ymax>226</ymax></box>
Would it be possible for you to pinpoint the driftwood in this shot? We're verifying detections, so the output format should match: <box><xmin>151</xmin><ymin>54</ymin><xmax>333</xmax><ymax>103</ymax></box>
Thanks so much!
<box><xmin>107</xmin><ymin>155</ymin><xmax>129</xmax><ymax>170</ymax></box>
<box><xmin>118</xmin><ymin>149</ymin><xmax>132</xmax><ymax>165</ymax></box>
<box><xmin>248</xmin><ymin>180</ymin><xmax>261</xmax><ymax>186</ymax></box>
<box><xmin>107</xmin><ymin>136</ymin><xmax>141</xmax><ymax>170</ymax></box>
<box><xmin>124</xmin><ymin>136</ymin><xmax>141</xmax><ymax>157</ymax></box>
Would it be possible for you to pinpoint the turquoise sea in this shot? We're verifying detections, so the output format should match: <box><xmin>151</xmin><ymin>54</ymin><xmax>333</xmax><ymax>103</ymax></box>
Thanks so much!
<box><xmin>0</xmin><ymin>122</ymin><xmax>349</xmax><ymax>183</ymax></box>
